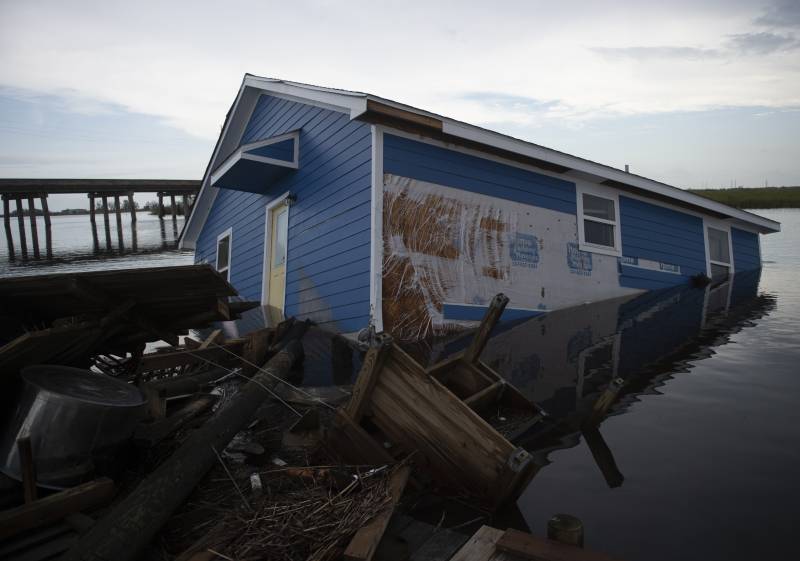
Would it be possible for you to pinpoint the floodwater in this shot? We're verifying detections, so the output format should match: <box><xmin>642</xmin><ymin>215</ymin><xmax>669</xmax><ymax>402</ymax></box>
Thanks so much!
<box><xmin>493</xmin><ymin>208</ymin><xmax>799</xmax><ymax>561</ymax></box>
<box><xmin>2</xmin><ymin>206</ymin><xmax>798</xmax><ymax>560</ymax></box>
<box><xmin>0</xmin><ymin>211</ymin><xmax>192</xmax><ymax>277</ymax></box>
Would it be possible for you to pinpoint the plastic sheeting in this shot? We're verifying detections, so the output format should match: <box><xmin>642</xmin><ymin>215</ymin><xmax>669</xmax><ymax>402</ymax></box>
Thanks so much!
<box><xmin>382</xmin><ymin>174</ymin><xmax>626</xmax><ymax>341</ymax></box>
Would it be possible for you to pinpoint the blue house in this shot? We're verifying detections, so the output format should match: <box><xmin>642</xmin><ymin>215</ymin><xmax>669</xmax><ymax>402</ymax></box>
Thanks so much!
<box><xmin>180</xmin><ymin>75</ymin><xmax>780</xmax><ymax>341</ymax></box>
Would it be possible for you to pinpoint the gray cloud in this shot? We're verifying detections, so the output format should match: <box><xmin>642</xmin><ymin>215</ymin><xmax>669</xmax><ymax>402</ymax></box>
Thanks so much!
<box><xmin>756</xmin><ymin>0</ymin><xmax>800</xmax><ymax>28</ymax></box>
<box><xmin>728</xmin><ymin>31</ymin><xmax>799</xmax><ymax>54</ymax></box>
<box><xmin>590</xmin><ymin>46</ymin><xmax>720</xmax><ymax>61</ymax></box>
<box><xmin>458</xmin><ymin>92</ymin><xmax>559</xmax><ymax>112</ymax></box>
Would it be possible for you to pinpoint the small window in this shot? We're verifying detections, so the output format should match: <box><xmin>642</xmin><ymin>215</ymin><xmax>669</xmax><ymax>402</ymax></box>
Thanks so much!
<box><xmin>216</xmin><ymin>230</ymin><xmax>231</xmax><ymax>280</ymax></box>
<box><xmin>579</xmin><ymin>191</ymin><xmax>619</xmax><ymax>255</ymax></box>
<box><xmin>707</xmin><ymin>226</ymin><xmax>730</xmax><ymax>281</ymax></box>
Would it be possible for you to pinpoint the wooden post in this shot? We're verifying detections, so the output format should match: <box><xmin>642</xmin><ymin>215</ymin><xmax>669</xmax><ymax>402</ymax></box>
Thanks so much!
<box><xmin>182</xmin><ymin>194</ymin><xmax>189</xmax><ymax>217</ymax></box>
<box><xmin>41</xmin><ymin>194</ymin><xmax>52</xmax><ymax>259</ymax></box>
<box><xmin>463</xmin><ymin>293</ymin><xmax>509</xmax><ymax>363</ymax></box>
<box><xmin>547</xmin><ymin>514</ymin><xmax>584</xmax><ymax>548</ymax></box>
<box><xmin>89</xmin><ymin>194</ymin><xmax>98</xmax><ymax>250</ymax></box>
<box><xmin>62</xmin><ymin>339</ymin><xmax>307</xmax><ymax>561</ymax></box>
<box><xmin>17</xmin><ymin>436</ymin><xmax>37</xmax><ymax>503</ymax></box>
<box><xmin>2</xmin><ymin>196</ymin><xmax>14</xmax><ymax>261</ymax></box>
<box><xmin>26</xmin><ymin>196</ymin><xmax>40</xmax><ymax>259</ymax></box>
<box><xmin>127</xmin><ymin>192</ymin><xmax>137</xmax><ymax>223</ymax></box>
<box><xmin>344</xmin><ymin>334</ymin><xmax>393</xmax><ymax>423</ymax></box>
<box><xmin>114</xmin><ymin>195</ymin><xmax>124</xmax><ymax>249</ymax></box>
<box><xmin>158</xmin><ymin>193</ymin><xmax>164</xmax><ymax>220</ymax></box>
<box><xmin>582</xmin><ymin>426</ymin><xmax>624</xmax><ymax>488</ymax></box>
<box><xmin>15</xmin><ymin>197</ymin><xmax>28</xmax><ymax>259</ymax></box>
<box><xmin>101</xmin><ymin>196</ymin><xmax>111</xmax><ymax>250</ymax></box>
<box><xmin>170</xmin><ymin>195</ymin><xmax>177</xmax><ymax>220</ymax></box>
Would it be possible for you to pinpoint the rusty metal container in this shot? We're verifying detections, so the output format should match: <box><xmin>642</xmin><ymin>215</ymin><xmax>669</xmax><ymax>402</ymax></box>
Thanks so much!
<box><xmin>0</xmin><ymin>365</ymin><xmax>145</xmax><ymax>488</ymax></box>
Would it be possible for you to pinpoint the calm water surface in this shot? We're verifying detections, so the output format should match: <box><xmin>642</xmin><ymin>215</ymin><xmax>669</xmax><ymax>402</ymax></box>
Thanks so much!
<box><xmin>0</xmin><ymin>212</ymin><xmax>192</xmax><ymax>277</ymax></box>
<box><xmin>2</xmin><ymin>208</ymin><xmax>798</xmax><ymax>560</ymax></box>
<box><xmin>502</xmin><ymin>208</ymin><xmax>800</xmax><ymax>561</ymax></box>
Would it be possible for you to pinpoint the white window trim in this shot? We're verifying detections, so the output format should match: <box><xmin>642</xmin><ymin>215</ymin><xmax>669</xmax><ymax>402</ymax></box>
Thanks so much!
<box><xmin>261</xmin><ymin>191</ymin><xmax>292</xmax><ymax>306</ymax></box>
<box><xmin>216</xmin><ymin>227</ymin><xmax>233</xmax><ymax>281</ymax></box>
<box><xmin>576</xmin><ymin>182</ymin><xmax>623</xmax><ymax>257</ymax></box>
<box><xmin>702</xmin><ymin>218</ymin><xmax>735</xmax><ymax>277</ymax></box>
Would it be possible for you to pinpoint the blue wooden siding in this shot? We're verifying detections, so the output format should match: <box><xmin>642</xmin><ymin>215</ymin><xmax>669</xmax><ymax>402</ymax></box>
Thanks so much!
<box><xmin>731</xmin><ymin>227</ymin><xmax>761</xmax><ymax>272</ymax></box>
<box><xmin>195</xmin><ymin>94</ymin><xmax>372</xmax><ymax>333</ymax></box>
<box><xmin>246</xmin><ymin>137</ymin><xmax>295</xmax><ymax>161</ymax></box>
<box><xmin>383</xmin><ymin>134</ymin><xmax>576</xmax><ymax>214</ymax></box>
<box><xmin>618</xmin><ymin>196</ymin><xmax>707</xmax><ymax>289</ymax></box>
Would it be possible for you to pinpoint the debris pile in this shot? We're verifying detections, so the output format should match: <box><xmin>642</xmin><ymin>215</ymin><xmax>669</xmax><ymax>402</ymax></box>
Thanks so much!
<box><xmin>0</xmin><ymin>266</ymin><xmax>620</xmax><ymax>561</ymax></box>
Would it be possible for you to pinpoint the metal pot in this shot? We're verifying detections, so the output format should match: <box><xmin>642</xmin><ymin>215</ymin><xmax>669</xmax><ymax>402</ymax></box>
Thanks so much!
<box><xmin>0</xmin><ymin>365</ymin><xmax>146</xmax><ymax>488</ymax></box>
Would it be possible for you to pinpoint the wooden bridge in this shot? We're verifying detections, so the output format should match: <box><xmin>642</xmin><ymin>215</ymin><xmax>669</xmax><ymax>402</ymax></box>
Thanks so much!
<box><xmin>0</xmin><ymin>179</ymin><xmax>200</xmax><ymax>260</ymax></box>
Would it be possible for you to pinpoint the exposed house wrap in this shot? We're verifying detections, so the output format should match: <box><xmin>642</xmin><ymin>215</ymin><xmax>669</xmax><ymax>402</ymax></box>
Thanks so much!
<box><xmin>382</xmin><ymin>174</ymin><xmax>621</xmax><ymax>341</ymax></box>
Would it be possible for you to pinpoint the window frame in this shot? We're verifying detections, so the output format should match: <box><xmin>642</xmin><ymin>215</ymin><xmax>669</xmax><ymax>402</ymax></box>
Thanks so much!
<box><xmin>576</xmin><ymin>183</ymin><xmax>623</xmax><ymax>257</ymax></box>
<box><xmin>703</xmin><ymin>219</ymin><xmax>735</xmax><ymax>280</ymax></box>
<box><xmin>216</xmin><ymin>227</ymin><xmax>233</xmax><ymax>281</ymax></box>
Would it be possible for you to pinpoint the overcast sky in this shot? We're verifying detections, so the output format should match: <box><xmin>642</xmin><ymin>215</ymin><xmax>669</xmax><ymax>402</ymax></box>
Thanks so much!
<box><xmin>1</xmin><ymin>0</ymin><xmax>798</xmax><ymax>210</ymax></box>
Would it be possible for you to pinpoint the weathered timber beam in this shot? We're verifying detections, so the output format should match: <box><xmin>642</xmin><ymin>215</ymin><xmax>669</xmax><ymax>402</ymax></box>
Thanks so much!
<box><xmin>101</xmin><ymin>196</ymin><xmax>111</xmax><ymax>250</ymax></box>
<box><xmin>15</xmin><ymin>197</ymin><xmax>27</xmax><ymax>259</ymax></box>
<box><xmin>62</xmin><ymin>334</ymin><xmax>307</xmax><ymax>561</ymax></box>
<box><xmin>170</xmin><ymin>195</ymin><xmax>177</xmax><ymax>220</ymax></box>
<box><xmin>127</xmin><ymin>192</ymin><xmax>137</xmax><ymax>224</ymax></box>
<box><xmin>344</xmin><ymin>465</ymin><xmax>412</xmax><ymax>561</ymax></box>
<box><xmin>496</xmin><ymin>527</ymin><xmax>623</xmax><ymax>561</ymax></box>
<box><xmin>158</xmin><ymin>193</ymin><xmax>164</xmax><ymax>219</ymax></box>
<box><xmin>134</xmin><ymin>394</ymin><xmax>218</xmax><ymax>446</ymax></box>
<box><xmin>463</xmin><ymin>293</ymin><xmax>509</xmax><ymax>363</ymax></box>
<box><xmin>344</xmin><ymin>333</ymin><xmax>393</xmax><ymax>423</ymax></box>
<box><xmin>26</xmin><ymin>195</ymin><xmax>40</xmax><ymax>259</ymax></box>
<box><xmin>41</xmin><ymin>194</ymin><xmax>52</xmax><ymax>259</ymax></box>
<box><xmin>0</xmin><ymin>478</ymin><xmax>115</xmax><ymax>541</ymax></box>
<box><xmin>88</xmin><ymin>194</ymin><xmax>98</xmax><ymax>249</ymax></box>
<box><xmin>114</xmin><ymin>195</ymin><xmax>124</xmax><ymax>249</ymax></box>
<box><xmin>582</xmin><ymin>426</ymin><xmax>624</xmax><ymax>488</ymax></box>
<box><xmin>2</xmin><ymin>195</ymin><xmax>14</xmax><ymax>260</ymax></box>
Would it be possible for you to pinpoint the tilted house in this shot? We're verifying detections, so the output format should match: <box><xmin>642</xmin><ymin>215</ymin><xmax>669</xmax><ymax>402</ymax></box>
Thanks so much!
<box><xmin>180</xmin><ymin>75</ymin><xmax>780</xmax><ymax>341</ymax></box>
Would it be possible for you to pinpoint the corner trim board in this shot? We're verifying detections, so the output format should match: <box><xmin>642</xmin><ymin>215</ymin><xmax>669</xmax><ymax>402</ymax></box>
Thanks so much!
<box><xmin>369</xmin><ymin>125</ymin><xmax>384</xmax><ymax>332</ymax></box>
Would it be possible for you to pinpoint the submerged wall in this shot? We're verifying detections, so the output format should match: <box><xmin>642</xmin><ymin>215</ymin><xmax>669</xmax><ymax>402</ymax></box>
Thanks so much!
<box><xmin>195</xmin><ymin>95</ymin><xmax>372</xmax><ymax>333</ymax></box>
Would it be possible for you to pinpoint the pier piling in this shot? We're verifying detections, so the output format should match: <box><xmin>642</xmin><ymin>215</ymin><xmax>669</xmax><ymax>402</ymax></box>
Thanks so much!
<box><xmin>15</xmin><ymin>198</ymin><xmax>27</xmax><ymax>259</ymax></box>
<box><xmin>114</xmin><ymin>195</ymin><xmax>124</xmax><ymax>249</ymax></box>
<box><xmin>40</xmin><ymin>194</ymin><xmax>52</xmax><ymax>259</ymax></box>
<box><xmin>182</xmin><ymin>195</ymin><xmax>189</xmax><ymax>217</ymax></box>
<box><xmin>2</xmin><ymin>196</ymin><xmax>14</xmax><ymax>260</ymax></box>
<box><xmin>101</xmin><ymin>196</ymin><xmax>112</xmax><ymax>250</ymax></box>
<box><xmin>170</xmin><ymin>195</ymin><xmax>177</xmax><ymax>221</ymax></box>
<box><xmin>127</xmin><ymin>193</ymin><xmax>137</xmax><ymax>224</ymax></box>
<box><xmin>158</xmin><ymin>194</ymin><xmax>165</xmax><ymax>220</ymax></box>
<box><xmin>89</xmin><ymin>194</ymin><xmax>99</xmax><ymax>251</ymax></box>
<box><xmin>27</xmin><ymin>196</ymin><xmax>40</xmax><ymax>259</ymax></box>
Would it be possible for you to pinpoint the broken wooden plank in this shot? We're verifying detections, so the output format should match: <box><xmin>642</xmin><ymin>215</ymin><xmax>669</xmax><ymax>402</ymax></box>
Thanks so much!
<box><xmin>344</xmin><ymin>334</ymin><xmax>393</xmax><ymax>423</ymax></box>
<box><xmin>344</xmin><ymin>464</ymin><xmax>411</xmax><ymax>561</ymax></box>
<box><xmin>496</xmin><ymin>528</ymin><xmax>623</xmax><ymax>561</ymax></box>
<box><xmin>327</xmin><ymin>410</ymin><xmax>396</xmax><ymax>465</ymax></box>
<box><xmin>0</xmin><ymin>478</ymin><xmax>115</xmax><ymax>540</ymax></box>
<box><xmin>134</xmin><ymin>394</ymin><xmax>218</xmax><ymax>447</ymax></box>
<box><xmin>449</xmin><ymin>525</ymin><xmax>504</xmax><ymax>561</ymax></box>
<box><xmin>463</xmin><ymin>293</ymin><xmax>509</xmax><ymax>364</ymax></box>
<box><xmin>17</xmin><ymin>436</ymin><xmax>37</xmax><ymax>503</ymax></box>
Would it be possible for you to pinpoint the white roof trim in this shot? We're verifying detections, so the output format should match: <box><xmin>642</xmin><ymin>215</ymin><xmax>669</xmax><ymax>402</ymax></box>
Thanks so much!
<box><xmin>182</xmin><ymin>75</ymin><xmax>779</xmax><ymax>249</ymax></box>
<box><xmin>209</xmin><ymin>130</ymin><xmax>300</xmax><ymax>187</ymax></box>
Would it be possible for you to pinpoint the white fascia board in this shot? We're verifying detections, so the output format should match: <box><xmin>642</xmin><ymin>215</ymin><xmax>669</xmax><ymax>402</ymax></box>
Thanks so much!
<box><xmin>439</xmin><ymin>120</ymin><xmax>780</xmax><ymax>234</ymax></box>
<box><xmin>243</xmin><ymin>76</ymin><xmax>368</xmax><ymax>118</ymax></box>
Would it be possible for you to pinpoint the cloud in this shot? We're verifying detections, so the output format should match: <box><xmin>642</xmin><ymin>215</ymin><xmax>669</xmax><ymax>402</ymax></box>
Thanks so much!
<box><xmin>755</xmin><ymin>0</ymin><xmax>800</xmax><ymax>28</ymax></box>
<box><xmin>728</xmin><ymin>31</ymin><xmax>799</xmax><ymax>54</ymax></box>
<box><xmin>590</xmin><ymin>46</ymin><xmax>720</xmax><ymax>61</ymax></box>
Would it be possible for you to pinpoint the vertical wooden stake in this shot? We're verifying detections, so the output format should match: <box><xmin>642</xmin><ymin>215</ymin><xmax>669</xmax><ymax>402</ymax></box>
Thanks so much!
<box><xmin>114</xmin><ymin>195</ymin><xmax>124</xmax><ymax>249</ymax></box>
<box><xmin>463</xmin><ymin>293</ymin><xmax>509</xmax><ymax>363</ymax></box>
<box><xmin>15</xmin><ymin>198</ymin><xmax>28</xmax><ymax>259</ymax></box>
<box><xmin>2</xmin><ymin>196</ymin><xmax>14</xmax><ymax>261</ymax></box>
<box><xmin>101</xmin><ymin>196</ymin><xmax>111</xmax><ymax>250</ymax></box>
<box><xmin>158</xmin><ymin>193</ymin><xmax>164</xmax><ymax>220</ymax></box>
<box><xmin>89</xmin><ymin>194</ymin><xmax>99</xmax><ymax>250</ymax></box>
<box><xmin>17</xmin><ymin>436</ymin><xmax>37</xmax><ymax>503</ymax></box>
<box><xmin>127</xmin><ymin>193</ymin><xmax>137</xmax><ymax>223</ymax></box>
<box><xmin>182</xmin><ymin>194</ymin><xmax>189</xmax><ymax>217</ymax></box>
<box><xmin>26</xmin><ymin>196</ymin><xmax>40</xmax><ymax>259</ymax></box>
<box><xmin>41</xmin><ymin>194</ymin><xmax>52</xmax><ymax>259</ymax></box>
<box><xmin>547</xmin><ymin>514</ymin><xmax>584</xmax><ymax>548</ymax></box>
<box><xmin>170</xmin><ymin>195</ymin><xmax>177</xmax><ymax>221</ymax></box>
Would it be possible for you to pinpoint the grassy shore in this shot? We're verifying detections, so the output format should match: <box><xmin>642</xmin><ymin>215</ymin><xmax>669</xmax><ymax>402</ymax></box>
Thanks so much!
<box><xmin>689</xmin><ymin>186</ymin><xmax>800</xmax><ymax>209</ymax></box>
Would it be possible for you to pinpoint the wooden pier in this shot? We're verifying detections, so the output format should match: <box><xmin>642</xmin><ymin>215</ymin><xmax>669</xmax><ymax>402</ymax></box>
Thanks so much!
<box><xmin>0</xmin><ymin>179</ymin><xmax>199</xmax><ymax>260</ymax></box>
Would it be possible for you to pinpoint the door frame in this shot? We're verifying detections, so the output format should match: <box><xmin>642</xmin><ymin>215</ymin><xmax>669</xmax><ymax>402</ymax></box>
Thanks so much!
<box><xmin>261</xmin><ymin>191</ymin><xmax>292</xmax><ymax>306</ymax></box>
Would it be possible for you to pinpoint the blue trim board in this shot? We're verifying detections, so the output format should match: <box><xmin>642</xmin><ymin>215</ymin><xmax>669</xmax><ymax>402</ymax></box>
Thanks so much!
<box><xmin>383</xmin><ymin>134</ymin><xmax>576</xmax><ymax>214</ymax></box>
<box><xmin>443</xmin><ymin>303</ymin><xmax>545</xmax><ymax>322</ymax></box>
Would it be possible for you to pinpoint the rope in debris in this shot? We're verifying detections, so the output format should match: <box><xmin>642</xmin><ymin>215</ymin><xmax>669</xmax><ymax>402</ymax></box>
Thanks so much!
<box><xmin>208</xmin><ymin>342</ymin><xmax>340</xmax><ymax>412</ymax></box>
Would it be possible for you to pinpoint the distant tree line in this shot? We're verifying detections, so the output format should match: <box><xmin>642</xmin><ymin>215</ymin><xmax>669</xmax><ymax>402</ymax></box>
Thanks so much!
<box><xmin>689</xmin><ymin>186</ymin><xmax>800</xmax><ymax>209</ymax></box>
